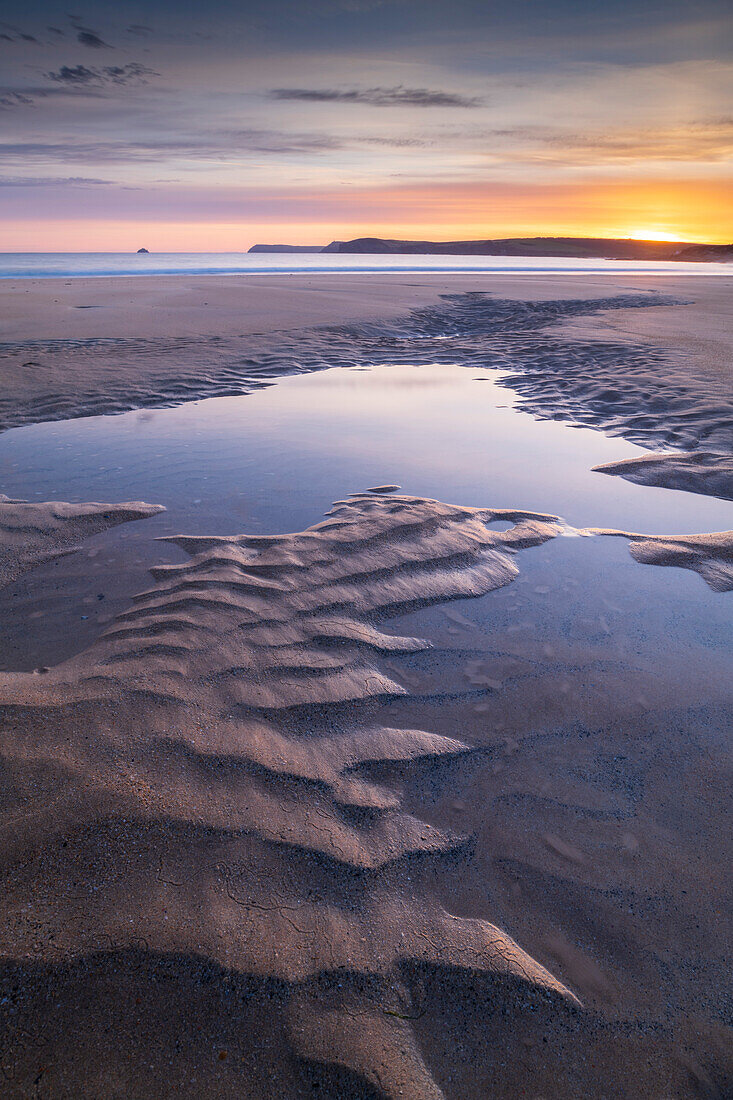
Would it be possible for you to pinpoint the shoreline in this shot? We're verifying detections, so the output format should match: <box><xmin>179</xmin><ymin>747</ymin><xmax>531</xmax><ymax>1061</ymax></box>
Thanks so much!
<box><xmin>2</xmin><ymin>256</ymin><xmax>732</xmax><ymax>282</ymax></box>
<box><xmin>3</xmin><ymin>267</ymin><xmax>732</xmax><ymax>281</ymax></box>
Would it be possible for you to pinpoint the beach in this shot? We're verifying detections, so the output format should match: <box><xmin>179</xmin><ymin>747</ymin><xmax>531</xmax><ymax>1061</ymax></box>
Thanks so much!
<box><xmin>1</xmin><ymin>273</ymin><xmax>731</xmax><ymax>457</ymax></box>
<box><xmin>1</xmin><ymin>271</ymin><xmax>731</xmax><ymax>1098</ymax></box>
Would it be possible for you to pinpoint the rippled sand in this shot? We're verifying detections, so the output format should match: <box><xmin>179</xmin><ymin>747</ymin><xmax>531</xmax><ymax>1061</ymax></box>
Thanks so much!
<box><xmin>1</xmin><ymin>491</ymin><xmax>573</xmax><ymax>1098</ymax></box>
<box><xmin>1</xmin><ymin>486</ymin><xmax>731</xmax><ymax>1096</ymax></box>
<box><xmin>593</xmin><ymin>452</ymin><xmax>733</xmax><ymax>501</ymax></box>
<box><xmin>1</xmin><ymin>276</ymin><xmax>731</xmax><ymax>468</ymax></box>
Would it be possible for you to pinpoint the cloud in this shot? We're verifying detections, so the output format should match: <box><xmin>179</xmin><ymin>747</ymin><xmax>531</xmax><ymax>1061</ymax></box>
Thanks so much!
<box><xmin>0</xmin><ymin>175</ymin><xmax>113</xmax><ymax>187</ymax></box>
<box><xmin>0</xmin><ymin>83</ymin><xmax>92</xmax><ymax>109</ymax></box>
<box><xmin>0</xmin><ymin>63</ymin><xmax>159</xmax><ymax>110</ymax></box>
<box><xmin>484</xmin><ymin>118</ymin><xmax>733</xmax><ymax>166</ymax></box>
<box><xmin>0</xmin><ymin>91</ymin><xmax>34</xmax><ymax>109</ymax></box>
<box><xmin>359</xmin><ymin>136</ymin><xmax>430</xmax><ymax>147</ymax></box>
<box><xmin>0</xmin><ymin>23</ymin><xmax>39</xmax><ymax>44</ymax></box>
<box><xmin>0</xmin><ymin>129</ymin><xmax>344</xmax><ymax>164</ymax></box>
<box><xmin>270</xmin><ymin>85</ymin><xmax>482</xmax><ymax>108</ymax></box>
<box><xmin>127</xmin><ymin>24</ymin><xmax>153</xmax><ymax>37</ymax></box>
<box><xmin>76</xmin><ymin>29</ymin><xmax>111</xmax><ymax>49</ymax></box>
<box><xmin>46</xmin><ymin>63</ymin><xmax>158</xmax><ymax>88</ymax></box>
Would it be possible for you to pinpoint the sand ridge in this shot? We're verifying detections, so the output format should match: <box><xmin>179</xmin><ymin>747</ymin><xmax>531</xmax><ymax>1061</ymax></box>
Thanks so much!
<box><xmin>1</xmin><ymin>489</ymin><xmax>731</xmax><ymax>1095</ymax></box>
<box><xmin>592</xmin><ymin>451</ymin><xmax>733</xmax><ymax>500</ymax></box>
<box><xmin>587</xmin><ymin>526</ymin><xmax>733</xmax><ymax>592</ymax></box>
<box><xmin>0</xmin><ymin>489</ymin><xmax>576</xmax><ymax>1098</ymax></box>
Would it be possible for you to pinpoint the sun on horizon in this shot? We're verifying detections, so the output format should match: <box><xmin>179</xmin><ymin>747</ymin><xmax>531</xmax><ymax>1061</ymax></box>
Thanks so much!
<box><xmin>624</xmin><ymin>229</ymin><xmax>687</xmax><ymax>243</ymax></box>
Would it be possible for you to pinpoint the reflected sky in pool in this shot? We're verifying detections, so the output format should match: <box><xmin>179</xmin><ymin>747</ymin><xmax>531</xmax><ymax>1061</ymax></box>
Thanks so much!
<box><xmin>0</xmin><ymin>361</ymin><xmax>730</xmax><ymax>670</ymax></box>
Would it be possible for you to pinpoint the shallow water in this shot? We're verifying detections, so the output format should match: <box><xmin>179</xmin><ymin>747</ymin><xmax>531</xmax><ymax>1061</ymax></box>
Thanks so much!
<box><xmin>0</xmin><ymin>362</ymin><xmax>730</xmax><ymax>671</ymax></box>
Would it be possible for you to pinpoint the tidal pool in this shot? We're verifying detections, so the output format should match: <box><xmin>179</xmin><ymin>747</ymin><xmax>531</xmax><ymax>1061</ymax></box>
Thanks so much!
<box><xmin>0</xmin><ymin>360</ymin><xmax>730</xmax><ymax>670</ymax></box>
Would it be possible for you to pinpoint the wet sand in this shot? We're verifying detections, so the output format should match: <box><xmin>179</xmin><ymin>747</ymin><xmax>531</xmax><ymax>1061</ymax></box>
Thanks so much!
<box><xmin>0</xmin><ymin>494</ymin><xmax>574</xmax><ymax>1096</ymax></box>
<box><xmin>0</xmin><ymin>273</ymin><xmax>732</xmax><ymax>1098</ymax></box>
<box><xmin>0</xmin><ymin>494</ymin><xmax>165</xmax><ymax>592</ymax></box>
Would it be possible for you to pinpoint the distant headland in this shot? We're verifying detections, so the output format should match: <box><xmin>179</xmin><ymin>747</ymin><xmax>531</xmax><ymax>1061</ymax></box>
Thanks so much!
<box><xmin>248</xmin><ymin>236</ymin><xmax>732</xmax><ymax>262</ymax></box>
<box><xmin>248</xmin><ymin>244</ymin><xmax>326</xmax><ymax>253</ymax></box>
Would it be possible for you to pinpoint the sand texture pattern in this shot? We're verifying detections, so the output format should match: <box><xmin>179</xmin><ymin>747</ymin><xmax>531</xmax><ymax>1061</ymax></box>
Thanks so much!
<box><xmin>1</xmin><ymin>277</ymin><xmax>731</xmax><ymax>1095</ymax></box>
<box><xmin>3</xmin><ymin>284</ymin><xmax>732</xmax><ymax>520</ymax></box>
<box><xmin>0</xmin><ymin>292</ymin><xmax>664</xmax><ymax>433</ymax></box>
<box><xmin>0</xmin><ymin>288</ymin><xmax>729</xmax><ymax>459</ymax></box>
<box><xmin>0</xmin><ymin>490</ymin><xmax>576</xmax><ymax>1098</ymax></box>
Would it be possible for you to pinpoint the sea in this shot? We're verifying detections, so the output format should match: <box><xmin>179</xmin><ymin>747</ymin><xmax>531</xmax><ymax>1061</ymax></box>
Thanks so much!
<box><xmin>0</xmin><ymin>251</ymin><xmax>731</xmax><ymax>278</ymax></box>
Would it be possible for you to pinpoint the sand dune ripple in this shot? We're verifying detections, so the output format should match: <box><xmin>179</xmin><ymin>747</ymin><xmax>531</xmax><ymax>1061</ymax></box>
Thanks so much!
<box><xmin>0</xmin><ymin>490</ymin><xmax>578</xmax><ymax>1096</ymax></box>
<box><xmin>2</xmin><ymin>292</ymin><xmax>724</xmax><ymax>454</ymax></box>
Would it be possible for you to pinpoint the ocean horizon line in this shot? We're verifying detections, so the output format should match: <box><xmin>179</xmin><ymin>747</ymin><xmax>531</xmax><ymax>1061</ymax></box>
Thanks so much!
<box><xmin>1</xmin><ymin>251</ymin><xmax>732</xmax><ymax>279</ymax></box>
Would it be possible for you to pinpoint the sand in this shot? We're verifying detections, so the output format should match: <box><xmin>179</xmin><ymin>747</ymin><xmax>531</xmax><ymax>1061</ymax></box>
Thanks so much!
<box><xmin>593</xmin><ymin>452</ymin><xmax>733</xmax><ymax>501</ymax></box>
<box><xmin>1</xmin><ymin>487</ymin><xmax>731</xmax><ymax>1096</ymax></box>
<box><xmin>0</xmin><ymin>492</ymin><xmax>572</xmax><ymax>1098</ymax></box>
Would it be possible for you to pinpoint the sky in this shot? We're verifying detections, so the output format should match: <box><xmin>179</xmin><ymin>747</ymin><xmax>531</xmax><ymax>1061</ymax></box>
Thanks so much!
<box><xmin>1</xmin><ymin>0</ymin><xmax>731</xmax><ymax>250</ymax></box>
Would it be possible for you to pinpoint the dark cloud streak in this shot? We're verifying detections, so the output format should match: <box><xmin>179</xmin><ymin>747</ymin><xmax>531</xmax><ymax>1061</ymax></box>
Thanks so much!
<box><xmin>76</xmin><ymin>29</ymin><xmax>111</xmax><ymax>48</ymax></box>
<box><xmin>0</xmin><ymin>23</ymin><xmax>40</xmax><ymax>44</ymax></box>
<box><xmin>271</xmin><ymin>85</ymin><xmax>482</xmax><ymax>107</ymax></box>
<box><xmin>0</xmin><ymin>175</ymin><xmax>113</xmax><ymax>187</ymax></box>
<box><xmin>46</xmin><ymin>63</ymin><xmax>158</xmax><ymax>87</ymax></box>
<box><xmin>0</xmin><ymin>91</ymin><xmax>34</xmax><ymax>109</ymax></box>
<box><xmin>0</xmin><ymin>129</ymin><xmax>345</xmax><ymax>164</ymax></box>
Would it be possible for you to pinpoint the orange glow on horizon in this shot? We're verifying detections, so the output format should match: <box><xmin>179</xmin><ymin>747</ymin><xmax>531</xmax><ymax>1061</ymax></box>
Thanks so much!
<box><xmin>3</xmin><ymin>179</ymin><xmax>731</xmax><ymax>251</ymax></box>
